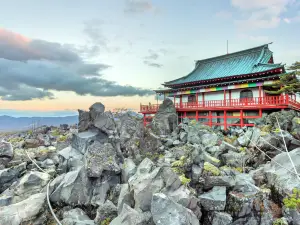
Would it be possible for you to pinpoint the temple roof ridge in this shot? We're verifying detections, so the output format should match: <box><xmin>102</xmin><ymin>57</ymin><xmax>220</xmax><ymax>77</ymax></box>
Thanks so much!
<box><xmin>195</xmin><ymin>43</ymin><xmax>272</xmax><ymax>65</ymax></box>
<box><xmin>164</xmin><ymin>42</ymin><xmax>283</xmax><ymax>87</ymax></box>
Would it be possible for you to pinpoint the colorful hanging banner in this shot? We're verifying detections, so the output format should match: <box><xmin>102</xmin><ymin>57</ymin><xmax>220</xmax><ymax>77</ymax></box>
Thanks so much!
<box><xmin>165</xmin><ymin>80</ymin><xmax>276</xmax><ymax>97</ymax></box>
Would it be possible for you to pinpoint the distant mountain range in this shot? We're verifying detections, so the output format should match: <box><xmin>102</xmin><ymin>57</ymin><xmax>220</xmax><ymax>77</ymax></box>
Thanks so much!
<box><xmin>0</xmin><ymin>115</ymin><xmax>78</xmax><ymax>132</ymax></box>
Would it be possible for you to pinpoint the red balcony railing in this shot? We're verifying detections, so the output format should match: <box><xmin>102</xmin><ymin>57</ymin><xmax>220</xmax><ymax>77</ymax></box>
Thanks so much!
<box><xmin>140</xmin><ymin>95</ymin><xmax>299</xmax><ymax>113</ymax></box>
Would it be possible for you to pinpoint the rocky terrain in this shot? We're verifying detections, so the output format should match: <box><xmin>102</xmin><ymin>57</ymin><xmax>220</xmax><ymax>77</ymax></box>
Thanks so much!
<box><xmin>1</xmin><ymin>99</ymin><xmax>300</xmax><ymax>225</ymax></box>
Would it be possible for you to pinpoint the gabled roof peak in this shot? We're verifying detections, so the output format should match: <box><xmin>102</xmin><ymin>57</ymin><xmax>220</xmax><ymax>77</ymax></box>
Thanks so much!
<box><xmin>195</xmin><ymin>43</ymin><xmax>273</xmax><ymax>66</ymax></box>
<box><xmin>164</xmin><ymin>42</ymin><xmax>282</xmax><ymax>87</ymax></box>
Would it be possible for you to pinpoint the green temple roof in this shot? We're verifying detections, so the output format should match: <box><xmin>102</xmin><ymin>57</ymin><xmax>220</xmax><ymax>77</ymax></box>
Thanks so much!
<box><xmin>164</xmin><ymin>44</ymin><xmax>284</xmax><ymax>87</ymax></box>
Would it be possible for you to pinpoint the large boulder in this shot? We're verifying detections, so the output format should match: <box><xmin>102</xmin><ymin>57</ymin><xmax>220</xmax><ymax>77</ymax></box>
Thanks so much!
<box><xmin>110</xmin><ymin>204</ymin><xmax>150</xmax><ymax>225</ymax></box>
<box><xmin>0</xmin><ymin>193</ymin><xmax>46</xmax><ymax>225</ymax></box>
<box><xmin>0</xmin><ymin>141</ymin><xmax>13</xmax><ymax>167</ymax></box>
<box><xmin>57</xmin><ymin>146</ymin><xmax>84</xmax><ymax>173</ymax></box>
<box><xmin>11</xmin><ymin>171</ymin><xmax>50</xmax><ymax>203</ymax></box>
<box><xmin>78</xmin><ymin>109</ymin><xmax>90</xmax><ymax>132</ymax></box>
<box><xmin>23</xmin><ymin>138</ymin><xmax>40</xmax><ymax>148</ymax></box>
<box><xmin>89</xmin><ymin>102</ymin><xmax>105</xmax><ymax>121</ymax></box>
<box><xmin>71</xmin><ymin>130</ymin><xmax>107</xmax><ymax>154</ymax></box>
<box><xmin>50</xmin><ymin>167</ymin><xmax>93</xmax><ymax>205</ymax></box>
<box><xmin>151</xmin><ymin>193</ymin><xmax>200</xmax><ymax>225</ymax></box>
<box><xmin>151</xmin><ymin>98</ymin><xmax>178</xmax><ymax>135</ymax></box>
<box><xmin>61</xmin><ymin>208</ymin><xmax>95</xmax><ymax>225</ymax></box>
<box><xmin>121</xmin><ymin>158</ymin><xmax>137</xmax><ymax>183</ymax></box>
<box><xmin>262</xmin><ymin>148</ymin><xmax>300</xmax><ymax>195</ymax></box>
<box><xmin>199</xmin><ymin>186</ymin><xmax>227</xmax><ymax>211</ymax></box>
<box><xmin>85</xmin><ymin>141</ymin><xmax>121</xmax><ymax>178</ymax></box>
<box><xmin>128</xmin><ymin>158</ymin><xmax>165</xmax><ymax>211</ymax></box>
<box><xmin>212</xmin><ymin>212</ymin><xmax>233</xmax><ymax>225</ymax></box>
<box><xmin>0</xmin><ymin>162</ymin><xmax>27</xmax><ymax>193</ymax></box>
<box><xmin>94</xmin><ymin>200</ymin><xmax>118</xmax><ymax>224</ymax></box>
<box><xmin>93</xmin><ymin>111</ymin><xmax>116</xmax><ymax>134</ymax></box>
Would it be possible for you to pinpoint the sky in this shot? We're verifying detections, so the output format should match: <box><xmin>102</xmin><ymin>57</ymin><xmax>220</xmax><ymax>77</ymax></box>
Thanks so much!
<box><xmin>0</xmin><ymin>0</ymin><xmax>299</xmax><ymax>117</ymax></box>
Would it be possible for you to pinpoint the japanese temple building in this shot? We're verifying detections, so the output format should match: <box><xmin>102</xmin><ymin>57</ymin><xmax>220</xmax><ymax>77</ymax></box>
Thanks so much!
<box><xmin>140</xmin><ymin>43</ymin><xmax>300</xmax><ymax>129</ymax></box>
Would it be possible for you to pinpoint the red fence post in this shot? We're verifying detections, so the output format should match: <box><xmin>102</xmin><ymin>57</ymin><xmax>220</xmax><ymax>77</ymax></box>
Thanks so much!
<box><xmin>240</xmin><ymin>110</ymin><xmax>244</xmax><ymax>127</ymax></box>
<box><xmin>209</xmin><ymin>111</ymin><xmax>212</xmax><ymax>127</ymax></box>
<box><xmin>224</xmin><ymin>110</ymin><xmax>227</xmax><ymax>131</ymax></box>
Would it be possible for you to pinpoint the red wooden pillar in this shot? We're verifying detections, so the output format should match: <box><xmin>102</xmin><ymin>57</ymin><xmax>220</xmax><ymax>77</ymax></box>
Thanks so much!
<box><xmin>209</xmin><ymin>111</ymin><xmax>212</xmax><ymax>127</ymax></box>
<box><xmin>202</xmin><ymin>93</ymin><xmax>205</xmax><ymax>107</ymax></box>
<box><xmin>259</xmin><ymin>86</ymin><xmax>262</xmax><ymax>104</ymax></box>
<box><xmin>229</xmin><ymin>90</ymin><xmax>232</xmax><ymax>106</ymax></box>
<box><xmin>259</xmin><ymin>109</ymin><xmax>262</xmax><ymax>117</ymax></box>
<box><xmin>224</xmin><ymin>110</ymin><xmax>227</xmax><ymax>130</ymax></box>
<box><xmin>184</xmin><ymin>111</ymin><xmax>187</xmax><ymax>118</ymax></box>
<box><xmin>196</xmin><ymin>111</ymin><xmax>199</xmax><ymax>121</ymax></box>
<box><xmin>143</xmin><ymin>114</ymin><xmax>146</xmax><ymax>126</ymax></box>
<box><xmin>180</xmin><ymin>95</ymin><xmax>183</xmax><ymax>108</ymax></box>
<box><xmin>240</xmin><ymin>110</ymin><xmax>244</xmax><ymax>127</ymax></box>
<box><xmin>196</xmin><ymin>93</ymin><xmax>199</xmax><ymax>106</ymax></box>
<box><xmin>223</xmin><ymin>90</ymin><xmax>226</xmax><ymax>106</ymax></box>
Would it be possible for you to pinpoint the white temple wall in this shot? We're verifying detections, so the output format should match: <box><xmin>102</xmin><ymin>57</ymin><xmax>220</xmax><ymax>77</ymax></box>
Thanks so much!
<box><xmin>204</xmin><ymin>91</ymin><xmax>224</xmax><ymax>101</ymax></box>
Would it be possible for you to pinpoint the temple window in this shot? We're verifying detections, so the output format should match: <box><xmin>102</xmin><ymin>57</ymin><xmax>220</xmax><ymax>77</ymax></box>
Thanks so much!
<box><xmin>240</xmin><ymin>89</ymin><xmax>253</xmax><ymax>100</ymax></box>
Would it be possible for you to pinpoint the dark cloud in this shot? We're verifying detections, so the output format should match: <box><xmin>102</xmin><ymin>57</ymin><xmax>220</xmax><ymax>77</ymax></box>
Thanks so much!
<box><xmin>143</xmin><ymin>49</ymin><xmax>163</xmax><ymax>68</ymax></box>
<box><xmin>0</xmin><ymin>28</ymin><xmax>153</xmax><ymax>101</ymax></box>
<box><xmin>144</xmin><ymin>60</ymin><xmax>163</xmax><ymax>68</ymax></box>
<box><xmin>0</xmin><ymin>59</ymin><xmax>153</xmax><ymax>99</ymax></box>
<box><xmin>144</xmin><ymin>52</ymin><xmax>159</xmax><ymax>60</ymax></box>
<box><xmin>124</xmin><ymin>0</ymin><xmax>153</xmax><ymax>13</ymax></box>
<box><xmin>0</xmin><ymin>85</ymin><xmax>54</xmax><ymax>101</ymax></box>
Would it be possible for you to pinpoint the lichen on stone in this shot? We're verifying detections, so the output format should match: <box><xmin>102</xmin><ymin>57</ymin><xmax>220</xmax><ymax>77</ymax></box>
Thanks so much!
<box><xmin>203</xmin><ymin>162</ymin><xmax>220</xmax><ymax>176</ymax></box>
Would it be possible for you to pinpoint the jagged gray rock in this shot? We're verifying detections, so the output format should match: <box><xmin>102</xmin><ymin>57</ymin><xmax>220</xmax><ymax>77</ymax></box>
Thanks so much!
<box><xmin>94</xmin><ymin>200</ymin><xmax>118</xmax><ymax>224</ymax></box>
<box><xmin>0</xmin><ymin>162</ymin><xmax>27</xmax><ymax>193</ymax></box>
<box><xmin>89</xmin><ymin>102</ymin><xmax>105</xmax><ymax>121</ymax></box>
<box><xmin>128</xmin><ymin>158</ymin><xmax>164</xmax><ymax>211</ymax></box>
<box><xmin>57</xmin><ymin>146</ymin><xmax>84</xmax><ymax>173</ymax></box>
<box><xmin>0</xmin><ymin>193</ymin><xmax>46</xmax><ymax>225</ymax></box>
<box><xmin>117</xmin><ymin>183</ymin><xmax>134</xmax><ymax>214</ymax></box>
<box><xmin>151</xmin><ymin>98</ymin><xmax>178</xmax><ymax>135</ymax></box>
<box><xmin>85</xmin><ymin>141</ymin><xmax>121</xmax><ymax>178</ymax></box>
<box><xmin>11</xmin><ymin>171</ymin><xmax>50</xmax><ymax>203</ymax></box>
<box><xmin>61</xmin><ymin>208</ymin><xmax>95</xmax><ymax>225</ymax></box>
<box><xmin>71</xmin><ymin>130</ymin><xmax>107</xmax><ymax>154</ymax></box>
<box><xmin>0</xmin><ymin>141</ymin><xmax>13</xmax><ymax>167</ymax></box>
<box><xmin>151</xmin><ymin>193</ymin><xmax>200</xmax><ymax>225</ymax></box>
<box><xmin>199</xmin><ymin>186</ymin><xmax>226</xmax><ymax>211</ymax></box>
<box><xmin>111</xmin><ymin>204</ymin><xmax>149</xmax><ymax>225</ymax></box>
<box><xmin>50</xmin><ymin>167</ymin><xmax>93</xmax><ymax>205</ymax></box>
<box><xmin>212</xmin><ymin>212</ymin><xmax>233</xmax><ymax>225</ymax></box>
<box><xmin>78</xmin><ymin>109</ymin><xmax>90</xmax><ymax>132</ymax></box>
<box><xmin>121</xmin><ymin>158</ymin><xmax>137</xmax><ymax>183</ymax></box>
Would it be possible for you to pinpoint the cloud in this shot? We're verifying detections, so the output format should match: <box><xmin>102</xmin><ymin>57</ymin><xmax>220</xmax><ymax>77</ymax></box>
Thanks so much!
<box><xmin>144</xmin><ymin>61</ymin><xmax>163</xmax><ymax>68</ymax></box>
<box><xmin>143</xmin><ymin>49</ymin><xmax>164</xmax><ymax>68</ymax></box>
<box><xmin>0</xmin><ymin>28</ymin><xmax>153</xmax><ymax>101</ymax></box>
<box><xmin>124</xmin><ymin>0</ymin><xmax>154</xmax><ymax>13</ymax></box>
<box><xmin>80</xmin><ymin>20</ymin><xmax>121</xmax><ymax>57</ymax></box>
<box><xmin>0</xmin><ymin>85</ymin><xmax>54</xmax><ymax>101</ymax></box>
<box><xmin>231</xmin><ymin>0</ymin><xmax>295</xmax><ymax>30</ymax></box>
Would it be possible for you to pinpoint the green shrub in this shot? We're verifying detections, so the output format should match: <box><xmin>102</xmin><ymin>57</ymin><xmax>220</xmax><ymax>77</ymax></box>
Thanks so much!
<box><xmin>58</xmin><ymin>135</ymin><xmax>67</xmax><ymax>142</ymax></box>
<box><xmin>283</xmin><ymin>188</ymin><xmax>300</xmax><ymax>209</ymax></box>
<box><xmin>51</xmin><ymin>129</ymin><xmax>60</xmax><ymax>136</ymax></box>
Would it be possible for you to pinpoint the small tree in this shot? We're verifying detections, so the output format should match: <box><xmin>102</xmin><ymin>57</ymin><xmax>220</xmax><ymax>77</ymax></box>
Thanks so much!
<box><xmin>264</xmin><ymin>61</ymin><xmax>300</xmax><ymax>95</ymax></box>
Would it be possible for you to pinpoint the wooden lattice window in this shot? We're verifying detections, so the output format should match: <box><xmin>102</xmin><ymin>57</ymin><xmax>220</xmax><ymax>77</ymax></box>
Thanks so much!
<box><xmin>240</xmin><ymin>89</ymin><xmax>253</xmax><ymax>99</ymax></box>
